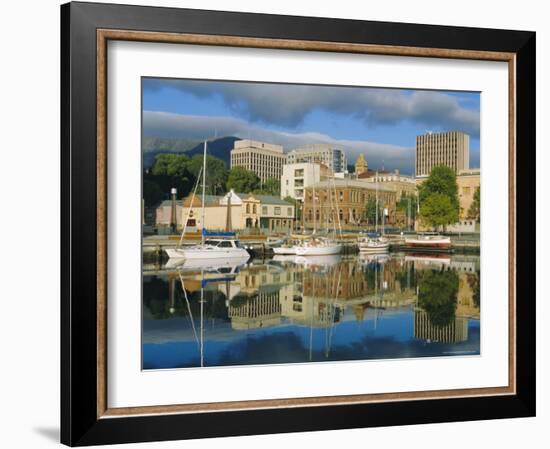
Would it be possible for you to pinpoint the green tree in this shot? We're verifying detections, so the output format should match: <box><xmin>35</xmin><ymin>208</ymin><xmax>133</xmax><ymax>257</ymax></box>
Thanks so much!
<box><xmin>227</xmin><ymin>167</ymin><xmax>261</xmax><ymax>193</ymax></box>
<box><xmin>419</xmin><ymin>166</ymin><xmax>459</xmax><ymax>230</ymax></box>
<box><xmin>420</xmin><ymin>192</ymin><xmax>459</xmax><ymax>230</ymax></box>
<box><xmin>256</xmin><ymin>177</ymin><xmax>281</xmax><ymax>196</ymax></box>
<box><xmin>396</xmin><ymin>193</ymin><xmax>417</xmax><ymax>221</ymax></box>
<box><xmin>188</xmin><ymin>154</ymin><xmax>228</xmax><ymax>195</ymax></box>
<box><xmin>151</xmin><ymin>153</ymin><xmax>191</xmax><ymax>178</ymax></box>
<box><xmin>363</xmin><ymin>199</ymin><xmax>379</xmax><ymax>226</ymax></box>
<box><xmin>143</xmin><ymin>179</ymin><xmax>164</xmax><ymax>207</ymax></box>
<box><xmin>467</xmin><ymin>187</ymin><xmax>480</xmax><ymax>222</ymax></box>
<box><xmin>419</xmin><ymin>166</ymin><xmax>459</xmax><ymax>206</ymax></box>
<box><xmin>418</xmin><ymin>269</ymin><xmax>459</xmax><ymax>328</ymax></box>
<box><xmin>149</xmin><ymin>153</ymin><xmax>194</xmax><ymax>202</ymax></box>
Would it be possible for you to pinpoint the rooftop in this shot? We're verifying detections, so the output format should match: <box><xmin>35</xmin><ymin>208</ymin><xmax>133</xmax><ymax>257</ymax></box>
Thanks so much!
<box><xmin>308</xmin><ymin>179</ymin><xmax>395</xmax><ymax>192</ymax></box>
<box><xmin>233</xmin><ymin>139</ymin><xmax>284</xmax><ymax>153</ymax></box>
<box><xmin>235</xmin><ymin>193</ymin><xmax>293</xmax><ymax>205</ymax></box>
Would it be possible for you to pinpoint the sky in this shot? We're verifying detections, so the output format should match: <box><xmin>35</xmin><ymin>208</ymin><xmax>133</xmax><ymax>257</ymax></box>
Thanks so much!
<box><xmin>142</xmin><ymin>78</ymin><xmax>480</xmax><ymax>175</ymax></box>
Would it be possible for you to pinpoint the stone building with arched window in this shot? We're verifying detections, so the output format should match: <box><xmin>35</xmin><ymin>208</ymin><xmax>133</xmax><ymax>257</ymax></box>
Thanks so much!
<box><xmin>302</xmin><ymin>179</ymin><xmax>397</xmax><ymax>230</ymax></box>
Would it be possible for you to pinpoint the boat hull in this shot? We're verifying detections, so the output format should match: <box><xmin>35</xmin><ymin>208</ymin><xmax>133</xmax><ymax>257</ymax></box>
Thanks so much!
<box><xmin>273</xmin><ymin>247</ymin><xmax>297</xmax><ymax>255</ymax></box>
<box><xmin>404</xmin><ymin>242</ymin><xmax>451</xmax><ymax>249</ymax></box>
<box><xmin>404</xmin><ymin>236</ymin><xmax>451</xmax><ymax>251</ymax></box>
<box><xmin>165</xmin><ymin>247</ymin><xmax>250</xmax><ymax>260</ymax></box>
<box><xmin>358</xmin><ymin>243</ymin><xmax>389</xmax><ymax>253</ymax></box>
<box><xmin>294</xmin><ymin>244</ymin><xmax>342</xmax><ymax>256</ymax></box>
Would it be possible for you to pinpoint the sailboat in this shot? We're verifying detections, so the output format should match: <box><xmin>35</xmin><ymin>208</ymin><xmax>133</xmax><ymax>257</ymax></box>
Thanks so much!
<box><xmin>165</xmin><ymin>140</ymin><xmax>250</xmax><ymax>262</ymax></box>
<box><xmin>358</xmin><ymin>233</ymin><xmax>389</xmax><ymax>253</ymax></box>
<box><xmin>294</xmin><ymin>178</ymin><xmax>342</xmax><ymax>256</ymax></box>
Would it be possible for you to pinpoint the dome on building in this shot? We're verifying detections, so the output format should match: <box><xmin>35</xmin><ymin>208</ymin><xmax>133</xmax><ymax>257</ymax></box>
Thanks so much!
<box><xmin>355</xmin><ymin>154</ymin><xmax>368</xmax><ymax>175</ymax></box>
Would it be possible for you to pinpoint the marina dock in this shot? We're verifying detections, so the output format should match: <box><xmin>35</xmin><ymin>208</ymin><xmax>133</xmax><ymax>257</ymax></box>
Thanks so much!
<box><xmin>143</xmin><ymin>232</ymin><xmax>480</xmax><ymax>263</ymax></box>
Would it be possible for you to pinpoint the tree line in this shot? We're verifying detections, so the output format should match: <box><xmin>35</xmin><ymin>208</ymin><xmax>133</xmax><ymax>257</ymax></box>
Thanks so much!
<box><xmin>143</xmin><ymin>153</ymin><xmax>281</xmax><ymax>208</ymax></box>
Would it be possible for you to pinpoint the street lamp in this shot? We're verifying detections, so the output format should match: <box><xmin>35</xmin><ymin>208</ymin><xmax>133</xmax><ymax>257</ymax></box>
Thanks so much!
<box><xmin>170</xmin><ymin>187</ymin><xmax>177</xmax><ymax>233</ymax></box>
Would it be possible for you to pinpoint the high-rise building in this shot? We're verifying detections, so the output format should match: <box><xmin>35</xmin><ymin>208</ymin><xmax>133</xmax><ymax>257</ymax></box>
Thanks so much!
<box><xmin>230</xmin><ymin>139</ymin><xmax>286</xmax><ymax>183</ymax></box>
<box><xmin>415</xmin><ymin>131</ymin><xmax>470</xmax><ymax>177</ymax></box>
<box><xmin>286</xmin><ymin>143</ymin><xmax>347</xmax><ymax>173</ymax></box>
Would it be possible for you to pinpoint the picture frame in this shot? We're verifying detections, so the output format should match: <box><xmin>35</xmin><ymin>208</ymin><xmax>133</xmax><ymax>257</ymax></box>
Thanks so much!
<box><xmin>60</xmin><ymin>1</ymin><xmax>536</xmax><ymax>446</ymax></box>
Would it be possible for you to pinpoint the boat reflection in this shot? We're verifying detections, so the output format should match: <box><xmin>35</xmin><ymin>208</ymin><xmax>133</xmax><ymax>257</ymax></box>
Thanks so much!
<box><xmin>142</xmin><ymin>253</ymin><xmax>480</xmax><ymax>369</ymax></box>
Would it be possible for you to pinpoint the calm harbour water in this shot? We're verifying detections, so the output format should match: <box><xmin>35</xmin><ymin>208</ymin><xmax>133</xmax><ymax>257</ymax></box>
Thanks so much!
<box><xmin>142</xmin><ymin>252</ymin><xmax>480</xmax><ymax>369</ymax></box>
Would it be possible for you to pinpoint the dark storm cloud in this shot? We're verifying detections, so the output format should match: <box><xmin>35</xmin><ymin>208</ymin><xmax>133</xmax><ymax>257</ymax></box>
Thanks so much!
<box><xmin>144</xmin><ymin>79</ymin><xmax>480</xmax><ymax>137</ymax></box>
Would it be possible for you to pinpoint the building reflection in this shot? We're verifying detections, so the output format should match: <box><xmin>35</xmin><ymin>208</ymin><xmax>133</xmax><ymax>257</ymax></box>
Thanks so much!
<box><xmin>414</xmin><ymin>310</ymin><xmax>469</xmax><ymax>344</ymax></box>
<box><xmin>144</xmin><ymin>253</ymin><xmax>480</xmax><ymax>341</ymax></box>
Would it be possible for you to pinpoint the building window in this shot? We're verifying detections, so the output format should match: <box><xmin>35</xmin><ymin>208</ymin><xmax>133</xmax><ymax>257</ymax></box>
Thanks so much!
<box><xmin>274</xmin><ymin>206</ymin><xmax>281</xmax><ymax>215</ymax></box>
<box><xmin>246</xmin><ymin>204</ymin><xmax>250</xmax><ymax>214</ymax></box>
<box><xmin>287</xmin><ymin>207</ymin><xmax>292</xmax><ymax>216</ymax></box>
<box><xmin>253</xmin><ymin>204</ymin><xmax>257</xmax><ymax>214</ymax></box>
<box><xmin>262</xmin><ymin>206</ymin><xmax>267</xmax><ymax>214</ymax></box>
<box><xmin>463</xmin><ymin>186</ymin><xmax>471</xmax><ymax>195</ymax></box>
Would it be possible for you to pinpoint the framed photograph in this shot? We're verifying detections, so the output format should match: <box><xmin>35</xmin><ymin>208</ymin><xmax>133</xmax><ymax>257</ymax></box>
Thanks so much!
<box><xmin>61</xmin><ymin>1</ymin><xmax>535</xmax><ymax>446</ymax></box>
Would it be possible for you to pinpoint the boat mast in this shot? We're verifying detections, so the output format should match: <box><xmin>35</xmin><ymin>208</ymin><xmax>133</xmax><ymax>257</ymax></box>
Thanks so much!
<box><xmin>178</xmin><ymin>166</ymin><xmax>202</xmax><ymax>249</ymax></box>
<box><xmin>375</xmin><ymin>170</ymin><xmax>379</xmax><ymax>233</ymax></box>
<box><xmin>312</xmin><ymin>175</ymin><xmax>317</xmax><ymax>234</ymax></box>
<box><xmin>201</xmin><ymin>140</ymin><xmax>207</xmax><ymax>247</ymax></box>
<box><xmin>200</xmin><ymin>269</ymin><xmax>204</xmax><ymax>367</ymax></box>
<box><xmin>332</xmin><ymin>177</ymin><xmax>342</xmax><ymax>236</ymax></box>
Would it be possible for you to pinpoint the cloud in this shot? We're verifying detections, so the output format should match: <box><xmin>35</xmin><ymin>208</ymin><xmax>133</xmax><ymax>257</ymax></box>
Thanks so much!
<box><xmin>143</xmin><ymin>79</ymin><xmax>480</xmax><ymax>137</ymax></box>
<box><xmin>144</xmin><ymin>110</ymin><xmax>415</xmax><ymax>173</ymax></box>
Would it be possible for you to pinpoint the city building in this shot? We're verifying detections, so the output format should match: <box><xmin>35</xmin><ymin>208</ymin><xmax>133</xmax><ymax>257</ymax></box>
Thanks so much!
<box><xmin>415</xmin><ymin>131</ymin><xmax>470</xmax><ymax>177</ymax></box>
<box><xmin>302</xmin><ymin>179</ymin><xmax>397</xmax><ymax>229</ymax></box>
<box><xmin>358</xmin><ymin>169</ymin><xmax>417</xmax><ymax>200</ymax></box>
<box><xmin>456</xmin><ymin>168</ymin><xmax>480</xmax><ymax>219</ymax></box>
<box><xmin>230</xmin><ymin>139</ymin><xmax>286</xmax><ymax>183</ymax></box>
<box><xmin>280</xmin><ymin>162</ymin><xmax>331</xmax><ymax>201</ymax></box>
<box><xmin>354</xmin><ymin>154</ymin><xmax>368</xmax><ymax>175</ymax></box>
<box><xmin>171</xmin><ymin>190</ymin><xmax>295</xmax><ymax>233</ymax></box>
<box><xmin>241</xmin><ymin>194</ymin><xmax>295</xmax><ymax>231</ymax></box>
<box><xmin>286</xmin><ymin>143</ymin><xmax>347</xmax><ymax>173</ymax></box>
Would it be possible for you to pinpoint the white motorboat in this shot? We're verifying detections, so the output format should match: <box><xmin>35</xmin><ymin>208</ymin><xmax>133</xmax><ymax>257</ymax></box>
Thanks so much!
<box><xmin>165</xmin><ymin>242</ymin><xmax>247</xmax><ymax>263</ymax></box>
<box><xmin>165</xmin><ymin>237</ymin><xmax>249</xmax><ymax>260</ymax></box>
<box><xmin>294</xmin><ymin>237</ymin><xmax>342</xmax><ymax>256</ymax></box>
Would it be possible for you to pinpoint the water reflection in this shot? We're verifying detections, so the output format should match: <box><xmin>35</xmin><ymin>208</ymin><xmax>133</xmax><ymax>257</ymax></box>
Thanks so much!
<box><xmin>142</xmin><ymin>253</ymin><xmax>480</xmax><ymax>369</ymax></box>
